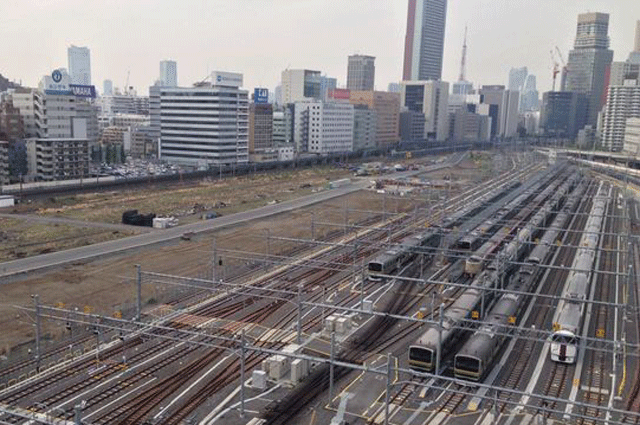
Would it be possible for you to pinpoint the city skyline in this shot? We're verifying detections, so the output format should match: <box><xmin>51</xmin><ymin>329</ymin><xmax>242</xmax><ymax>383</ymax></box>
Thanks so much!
<box><xmin>0</xmin><ymin>0</ymin><xmax>638</xmax><ymax>94</ymax></box>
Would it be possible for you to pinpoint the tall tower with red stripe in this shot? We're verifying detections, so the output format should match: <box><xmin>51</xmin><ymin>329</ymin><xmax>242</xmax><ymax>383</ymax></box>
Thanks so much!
<box><xmin>402</xmin><ymin>0</ymin><xmax>448</xmax><ymax>81</ymax></box>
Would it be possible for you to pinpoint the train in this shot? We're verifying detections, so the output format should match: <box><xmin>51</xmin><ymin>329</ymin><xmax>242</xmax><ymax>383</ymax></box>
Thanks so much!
<box><xmin>408</xmin><ymin>171</ymin><xmax>579</xmax><ymax>374</ymax></box>
<box><xmin>366</xmin><ymin>230</ymin><xmax>441</xmax><ymax>277</ymax></box>
<box><xmin>550</xmin><ymin>183</ymin><xmax>608</xmax><ymax>364</ymax></box>
<box><xmin>462</xmin><ymin>169</ymin><xmax>577</xmax><ymax>277</ymax></box>
<box><xmin>453</xmin><ymin>182</ymin><xmax>585</xmax><ymax>380</ymax></box>
<box><xmin>367</xmin><ymin>178</ymin><xmax>522</xmax><ymax>278</ymax></box>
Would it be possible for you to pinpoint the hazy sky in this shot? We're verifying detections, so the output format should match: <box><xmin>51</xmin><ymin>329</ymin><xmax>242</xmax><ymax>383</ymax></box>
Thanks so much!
<box><xmin>1</xmin><ymin>0</ymin><xmax>638</xmax><ymax>95</ymax></box>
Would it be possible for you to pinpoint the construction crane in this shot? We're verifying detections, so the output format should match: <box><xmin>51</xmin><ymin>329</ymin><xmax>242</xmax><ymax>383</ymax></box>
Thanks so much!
<box><xmin>555</xmin><ymin>46</ymin><xmax>568</xmax><ymax>91</ymax></box>
<box><xmin>551</xmin><ymin>50</ymin><xmax>560</xmax><ymax>91</ymax></box>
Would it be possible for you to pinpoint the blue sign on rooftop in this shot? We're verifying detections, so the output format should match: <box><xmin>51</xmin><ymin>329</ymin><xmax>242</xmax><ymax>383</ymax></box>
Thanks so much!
<box><xmin>254</xmin><ymin>88</ymin><xmax>269</xmax><ymax>104</ymax></box>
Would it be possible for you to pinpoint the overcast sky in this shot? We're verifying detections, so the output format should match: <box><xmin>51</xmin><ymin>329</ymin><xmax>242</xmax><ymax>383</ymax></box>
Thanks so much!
<box><xmin>1</xmin><ymin>0</ymin><xmax>638</xmax><ymax>95</ymax></box>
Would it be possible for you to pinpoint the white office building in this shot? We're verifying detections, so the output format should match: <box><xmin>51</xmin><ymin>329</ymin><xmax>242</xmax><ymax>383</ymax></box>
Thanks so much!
<box><xmin>68</xmin><ymin>45</ymin><xmax>91</xmax><ymax>85</ymax></box>
<box><xmin>400</xmin><ymin>80</ymin><xmax>450</xmax><ymax>142</ymax></box>
<box><xmin>624</xmin><ymin>117</ymin><xmax>640</xmax><ymax>156</ymax></box>
<box><xmin>599</xmin><ymin>78</ymin><xmax>640</xmax><ymax>151</ymax></box>
<box><xmin>281</xmin><ymin>70</ymin><xmax>321</xmax><ymax>104</ymax></box>
<box><xmin>150</xmin><ymin>71</ymin><xmax>248</xmax><ymax>167</ymax></box>
<box><xmin>293</xmin><ymin>101</ymin><xmax>354</xmax><ymax>154</ymax></box>
<box><xmin>478</xmin><ymin>85</ymin><xmax>520</xmax><ymax>138</ymax></box>
<box><xmin>159</xmin><ymin>60</ymin><xmax>178</xmax><ymax>87</ymax></box>
<box><xmin>11</xmin><ymin>89</ymin><xmax>38</xmax><ymax>137</ymax></box>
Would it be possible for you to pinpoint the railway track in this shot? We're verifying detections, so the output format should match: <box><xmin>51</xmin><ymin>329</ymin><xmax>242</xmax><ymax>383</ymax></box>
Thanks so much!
<box><xmin>0</xmin><ymin>157</ymin><xmax>541</xmax><ymax>423</ymax></box>
<box><xmin>493</xmin><ymin>178</ymin><xmax>598</xmax><ymax>414</ymax></box>
<box><xmin>577</xmin><ymin>189</ymin><xmax>617</xmax><ymax>425</ymax></box>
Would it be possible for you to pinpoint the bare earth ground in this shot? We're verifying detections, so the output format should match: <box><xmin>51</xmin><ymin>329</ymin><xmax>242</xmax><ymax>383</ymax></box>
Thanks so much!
<box><xmin>0</xmin><ymin>166</ymin><xmax>351</xmax><ymax>262</ymax></box>
<box><xmin>0</xmin><ymin>156</ymin><xmax>482</xmax><ymax>356</ymax></box>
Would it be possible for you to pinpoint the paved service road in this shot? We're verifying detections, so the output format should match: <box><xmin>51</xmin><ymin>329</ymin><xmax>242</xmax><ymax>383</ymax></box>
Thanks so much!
<box><xmin>0</xmin><ymin>158</ymin><xmax>459</xmax><ymax>280</ymax></box>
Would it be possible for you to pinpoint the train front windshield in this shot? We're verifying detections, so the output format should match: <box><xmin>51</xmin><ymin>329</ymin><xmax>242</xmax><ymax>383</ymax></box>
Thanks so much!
<box><xmin>454</xmin><ymin>356</ymin><xmax>480</xmax><ymax>373</ymax></box>
<box><xmin>552</xmin><ymin>334</ymin><xmax>577</xmax><ymax>345</ymax></box>
<box><xmin>368</xmin><ymin>262</ymin><xmax>383</xmax><ymax>273</ymax></box>
<box><xmin>409</xmin><ymin>347</ymin><xmax>432</xmax><ymax>366</ymax></box>
<box><xmin>455</xmin><ymin>356</ymin><xmax>481</xmax><ymax>374</ymax></box>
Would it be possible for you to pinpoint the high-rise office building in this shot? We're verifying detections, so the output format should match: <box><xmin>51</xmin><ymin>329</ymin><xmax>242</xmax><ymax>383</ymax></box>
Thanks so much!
<box><xmin>400</xmin><ymin>80</ymin><xmax>450</xmax><ymax>141</ymax></box>
<box><xmin>521</xmin><ymin>74</ymin><xmax>540</xmax><ymax>112</ymax></box>
<box><xmin>150</xmin><ymin>71</ymin><xmax>248</xmax><ymax>167</ymax></box>
<box><xmin>540</xmin><ymin>91</ymin><xmax>588</xmax><ymax>138</ymax></box>
<box><xmin>281</xmin><ymin>70</ymin><xmax>322</xmax><ymax>104</ymax></box>
<box><xmin>347</xmin><ymin>55</ymin><xmax>376</xmax><ymax>91</ymax></box>
<box><xmin>348</xmin><ymin>91</ymin><xmax>401</xmax><ymax>148</ymax></box>
<box><xmin>68</xmin><ymin>46</ymin><xmax>91</xmax><ymax>85</ymax></box>
<box><xmin>635</xmin><ymin>20</ymin><xmax>640</xmax><ymax>53</ymax></box>
<box><xmin>319</xmin><ymin>76</ymin><xmax>337</xmax><ymax>102</ymax></box>
<box><xmin>402</xmin><ymin>0</ymin><xmax>448</xmax><ymax>81</ymax></box>
<box><xmin>159</xmin><ymin>60</ymin><xmax>178</xmax><ymax>87</ymax></box>
<box><xmin>508</xmin><ymin>67</ymin><xmax>528</xmax><ymax>92</ymax></box>
<box><xmin>599</xmin><ymin>78</ymin><xmax>640</xmax><ymax>151</ymax></box>
<box><xmin>103</xmin><ymin>80</ymin><xmax>113</xmax><ymax>96</ymax></box>
<box><xmin>565</xmin><ymin>12</ymin><xmax>614</xmax><ymax>127</ymax></box>
<box><xmin>293</xmin><ymin>101</ymin><xmax>354</xmax><ymax>154</ymax></box>
<box><xmin>249</xmin><ymin>103</ymin><xmax>274</xmax><ymax>156</ymax></box>
<box><xmin>478</xmin><ymin>85</ymin><xmax>520</xmax><ymax>138</ymax></box>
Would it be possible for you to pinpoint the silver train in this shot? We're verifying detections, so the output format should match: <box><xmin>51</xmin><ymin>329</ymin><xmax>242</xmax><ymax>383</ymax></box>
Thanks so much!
<box><xmin>550</xmin><ymin>182</ymin><xmax>608</xmax><ymax>364</ymax></box>
<box><xmin>368</xmin><ymin>179</ymin><xmax>522</xmax><ymax>278</ymax></box>
<box><xmin>367</xmin><ymin>230</ymin><xmax>441</xmax><ymax>276</ymax></box>
<box><xmin>408</xmin><ymin>172</ymin><xmax>578</xmax><ymax>373</ymax></box>
<box><xmin>453</xmin><ymin>182</ymin><xmax>585</xmax><ymax>380</ymax></box>
<box><xmin>463</xmin><ymin>171</ymin><xmax>577</xmax><ymax>277</ymax></box>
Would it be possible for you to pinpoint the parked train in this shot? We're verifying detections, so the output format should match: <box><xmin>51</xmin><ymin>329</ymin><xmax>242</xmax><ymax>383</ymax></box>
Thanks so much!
<box><xmin>550</xmin><ymin>183</ymin><xmax>608</xmax><ymax>364</ymax></box>
<box><xmin>367</xmin><ymin>179</ymin><xmax>521</xmax><ymax>278</ymax></box>
<box><xmin>367</xmin><ymin>230</ymin><xmax>441</xmax><ymax>276</ymax></box>
<box><xmin>453</xmin><ymin>183</ymin><xmax>584</xmax><ymax>380</ymax></box>
<box><xmin>463</xmin><ymin>170</ymin><xmax>577</xmax><ymax>277</ymax></box>
<box><xmin>408</xmin><ymin>172</ymin><xmax>579</xmax><ymax>373</ymax></box>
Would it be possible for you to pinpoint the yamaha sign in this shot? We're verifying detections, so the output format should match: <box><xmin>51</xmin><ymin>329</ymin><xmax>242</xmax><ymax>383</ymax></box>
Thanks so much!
<box><xmin>70</xmin><ymin>84</ymin><xmax>96</xmax><ymax>98</ymax></box>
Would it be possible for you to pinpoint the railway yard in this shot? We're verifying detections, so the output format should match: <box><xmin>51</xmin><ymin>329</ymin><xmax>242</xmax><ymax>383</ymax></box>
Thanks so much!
<box><xmin>0</xmin><ymin>150</ymin><xmax>639</xmax><ymax>425</ymax></box>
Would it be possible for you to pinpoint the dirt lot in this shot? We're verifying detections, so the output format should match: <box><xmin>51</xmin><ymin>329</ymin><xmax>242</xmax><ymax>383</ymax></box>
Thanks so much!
<box><xmin>0</xmin><ymin>166</ymin><xmax>350</xmax><ymax>262</ymax></box>
<box><xmin>0</xmin><ymin>155</ymin><xmax>486</xmax><ymax>356</ymax></box>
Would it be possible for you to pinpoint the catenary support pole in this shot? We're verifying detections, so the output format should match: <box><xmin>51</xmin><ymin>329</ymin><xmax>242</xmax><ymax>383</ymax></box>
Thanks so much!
<box><xmin>385</xmin><ymin>353</ymin><xmax>393</xmax><ymax>425</ymax></box>
<box><xmin>329</xmin><ymin>331</ymin><xmax>336</xmax><ymax>402</ymax></box>
<box><xmin>297</xmin><ymin>284</ymin><xmax>303</xmax><ymax>344</ymax></box>
<box><xmin>33</xmin><ymin>295</ymin><xmax>41</xmax><ymax>371</ymax></box>
<box><xmin>135</xmin><ymin>264</ymin><xmax>142</xmax><ymax>321</ymax></box>
<box><xmin>240</xmin><ymin>329</ymin><xmax>246</xmax><ymax>418</ymax></box>
<box><xmin>437</xmin><ymin>303</ymin><xmax>444</xmax><ymax>375</ymax></box>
